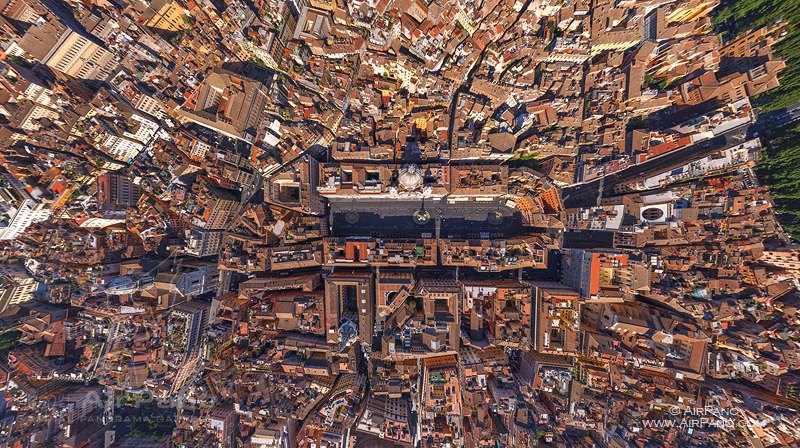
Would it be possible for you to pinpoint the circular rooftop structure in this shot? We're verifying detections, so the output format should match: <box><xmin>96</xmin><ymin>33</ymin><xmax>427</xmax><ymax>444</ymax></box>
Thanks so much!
<box><xmin>642</xmin><ymin>206</ymin><xmax>666</xmax><ymax>221</ymax></box>
<box><xmin>398</xmin><ymin>164</ymin><xmax>423</xmax><ymax>191</ymax></box>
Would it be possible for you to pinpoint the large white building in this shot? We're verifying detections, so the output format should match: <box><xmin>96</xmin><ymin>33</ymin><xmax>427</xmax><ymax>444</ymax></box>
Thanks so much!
<box><xmin>0</xmin><ymin>264</ymin><xmax>39</xmax><ymax>313</ymax></box>
<box><xmin>42</xmin><ymin>30</ymin><xmax>117</xmax><ymax>81</ymax></box>
<box><xmin>10</xmin><ymin>17</ymin><xmax>118</xmax><ymax>82</ymax></box>
<box><xmin>100</xmin><ymin>113</ymin><xmax>160</xmax><ymax>162</ymax></box>
<box><xmin>0</xmin><ymin>199</ymin><xmax>51</xmax><ymax>241</ymax></box>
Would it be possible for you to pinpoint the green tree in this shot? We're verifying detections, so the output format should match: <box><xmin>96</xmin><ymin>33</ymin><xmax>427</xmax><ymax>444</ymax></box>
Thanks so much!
<box><xmin>0</xmin><ymin>330</ymin><xmax>21</xmax><ymax>351</ymax></box>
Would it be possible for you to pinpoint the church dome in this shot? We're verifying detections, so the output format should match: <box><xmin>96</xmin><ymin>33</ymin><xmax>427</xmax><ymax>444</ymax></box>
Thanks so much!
<box><xmin>398</xmin><ymin>164</ymin><xmax>423</xmax><ymax>191</ymax></box>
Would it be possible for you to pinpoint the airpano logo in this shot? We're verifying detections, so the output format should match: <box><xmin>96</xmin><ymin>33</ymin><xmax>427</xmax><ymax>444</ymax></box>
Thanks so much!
<box><xmin>638</xmin><ymin>406</ymin><xmax>748</xmax><ymax>434</ymax></box>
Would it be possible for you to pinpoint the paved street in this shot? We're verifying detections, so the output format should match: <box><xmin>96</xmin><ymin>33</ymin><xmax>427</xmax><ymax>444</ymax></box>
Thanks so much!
<box><xmin>564</xmin><ymin>100</ymin><xmax>800</xmax><ymax>210</ymax></box>
<box><xmin>329</xmin><ymin>197</ymin><xmax>523</xmax><ymax>239</ymax></box>
<box><xmin>563</xmin><ymin>127</ymin><xmax>748</xmax><ymax>209</ymax></box>
<box><xmin>750</xmin><ymin>100</ymin><xmax>800</xmax><ymax>134</ymax></box>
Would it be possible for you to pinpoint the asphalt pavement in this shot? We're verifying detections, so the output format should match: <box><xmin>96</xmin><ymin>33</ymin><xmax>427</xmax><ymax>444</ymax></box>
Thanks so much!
<box><xmin>563</xmin><ymin>126</ymin><xmax>749</xmax><ymax>209</ymax></box>
<box><xmin>750</xmin><ymin>100</ymin><xmax>800</xmax><ymax>134</ymax></box>
<box><xmin>329</xmin><ymin>197</ymin><xmax>523</xmax><ymax>239</ymax></box>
